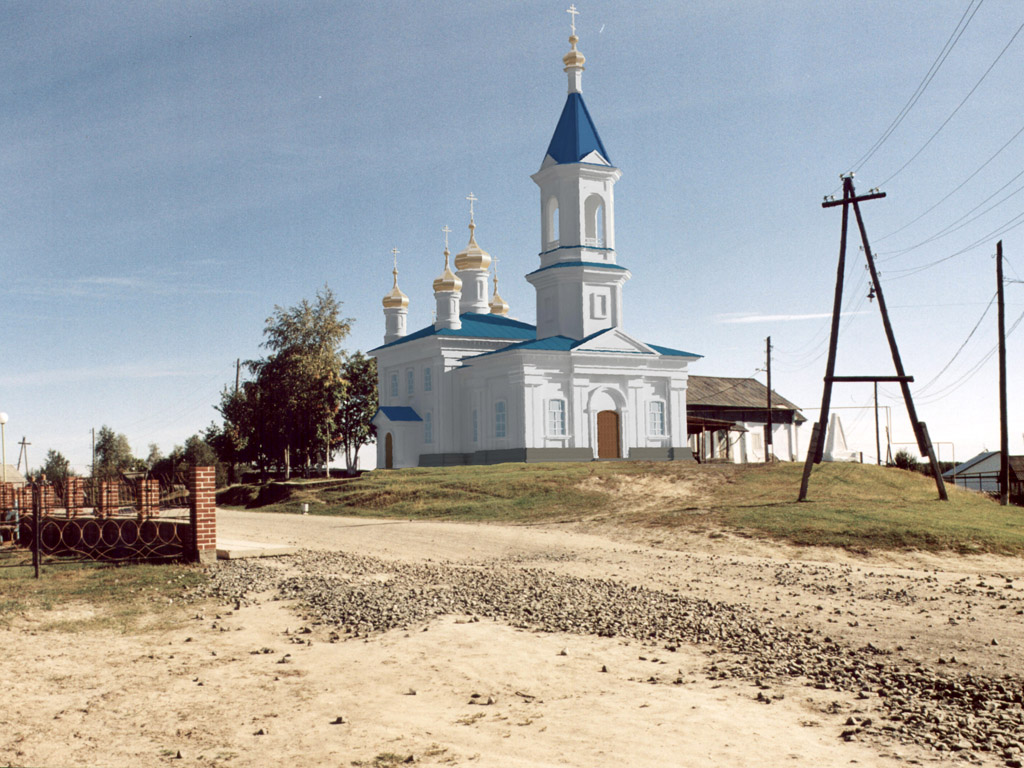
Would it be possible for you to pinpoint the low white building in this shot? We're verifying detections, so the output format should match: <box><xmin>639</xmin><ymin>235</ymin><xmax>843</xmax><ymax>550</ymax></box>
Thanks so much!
<box><xmin>369</xmin><ymin>23</ymin><xmax>699</xmax><ymax>469</ymax></box>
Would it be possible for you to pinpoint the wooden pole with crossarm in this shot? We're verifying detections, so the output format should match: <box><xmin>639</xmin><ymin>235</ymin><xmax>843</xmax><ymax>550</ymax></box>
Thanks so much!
<box><xmin>798</xmin><ymin>175</ymin><xmax>948</xmax><ymax>502</ymax></box>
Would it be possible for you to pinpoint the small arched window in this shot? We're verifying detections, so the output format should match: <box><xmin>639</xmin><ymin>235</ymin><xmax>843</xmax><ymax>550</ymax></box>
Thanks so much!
<box><xmin>584</xmin><ymin>194</ymin><xmax>604</xmax><ymax>247</ymax></box>
<box><xmin>545</xmin><ymin>196</ymin><xmax>560</xmax><ymax>247</ymax></box>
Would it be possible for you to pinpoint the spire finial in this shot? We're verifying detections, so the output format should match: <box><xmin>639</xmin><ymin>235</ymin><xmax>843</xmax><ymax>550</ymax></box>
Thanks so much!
<box><xmin>466</xmin><ymin>192</ymin><xmax>478</xmax><ymax>223</ymax></box>
<box><xmin>562</xmin><ymin>7</ymin><xmax>585</xmax><ymax>93</ymax></box>
<box><xmin>442</xmin><ymin>225</ymin><xmax>452</xmax><ymax>268</ymax></box>
<box><xmin>391</xmin><ymin>246</ymin><xmax>400</xmax><ymax>285</ymax></box>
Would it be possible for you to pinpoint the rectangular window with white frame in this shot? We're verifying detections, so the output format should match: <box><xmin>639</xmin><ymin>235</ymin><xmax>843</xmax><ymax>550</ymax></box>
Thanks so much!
<box><xmin>547</xmin><ymin>398</ymin><xmax>567</xmax><ymax>436</ymax></box>
<box><xmin>424</xmin><ymin>411</ymin><xmax>433</xmax><ymax>444</ymax></box>
<box><xmin>494</xmin><ymin>401</ymin><xmax>506</xmax><ymax>439</ymax></box>
<box><xmin>424</xmin><ymin>366</ymin><xmax>432</xmax><ymax>392</ymax></box>
<box><xmin>407</xmin><ymin>369</ymin><xmax>414</xmax><ymax>395</ymax></box>
<box><xmin>648</xmin><ymin>401</ymin><xmax>666</xmax><ymax>436</ymax></box>
<box><xmin>390</xmin><ymin>373</ymin><xmax>399</xmax><ymax>398</ymax></box>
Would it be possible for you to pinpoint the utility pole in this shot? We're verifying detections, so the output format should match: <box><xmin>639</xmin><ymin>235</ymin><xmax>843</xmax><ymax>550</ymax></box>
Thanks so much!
<box><xmin>874</xmin><ymin>382</ymin><xmax>881</xmax><ymax>466</ymax></box>
<box><xmin>235</xmin><ymin>358</ymin><xmax>241</xmax><ymax>395</ymax></box>
<box><xmin>799</xmin><ymin>175</ymin><xmax>947</xmax><ymax>501</ymax></box>
<box><xmin>765</xmin><ymin>336</ymin><xmax>773</xmax><ymax>462</ymax></box>
<box><xmin>16</xmin><ymin>438</ymin><xmax>30</xmax><ymax>473</ymax></box>
<box><xmin>997</xmin><ymin>241</ymin><xmax>1009</xmax><ymax>506</ymax></box>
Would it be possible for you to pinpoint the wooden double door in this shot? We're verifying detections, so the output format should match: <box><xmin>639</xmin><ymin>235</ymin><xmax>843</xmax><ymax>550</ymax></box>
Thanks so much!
<box><xmin>596</xmin><ymin>410</ymin><xmax>621</xmax><ymax>459</ymax></box>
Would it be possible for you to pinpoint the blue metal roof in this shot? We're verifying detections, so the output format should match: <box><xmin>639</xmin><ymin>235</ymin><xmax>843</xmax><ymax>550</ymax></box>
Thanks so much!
<box><xmin>649</xmin><ymin>343</ymin><xmax>702</xmax><ymax>358</ymax></box>
<box><xmin>375</xmin><ymin>406</ymin><xmax>422</xmax><ymax>422</ymax></box>
<box><xmin>545</xmin><ymin>93</ymin><xmax>611</xmax><ymax>165</ymax></box>
<box><xmin>467</xmin><ymin>330</ymin><xmax>701</xmax><ymax>361</ymax></box>
<box><xmin>526</xmin><ymin>261</ymin><xmax>629</xmax><ymax>278</ymax></box>
<box><xmin>370</xmin><ymin>313</ymin><xmax>537</xmax><ymax>351</ymax></box>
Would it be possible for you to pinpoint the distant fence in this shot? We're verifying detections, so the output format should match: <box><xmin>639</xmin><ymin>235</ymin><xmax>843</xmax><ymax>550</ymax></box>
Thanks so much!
<box><xmin>0</xmin><ymin>466</ymin><xmax>217</xmax><ymax>574</ymax></box>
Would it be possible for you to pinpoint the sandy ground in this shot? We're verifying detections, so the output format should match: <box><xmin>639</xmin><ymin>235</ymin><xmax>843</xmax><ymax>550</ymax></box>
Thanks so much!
<box><xmin>2</xmin><ymin>508</ymin><xmax>1024</xmax><ymax>768</ymax></box>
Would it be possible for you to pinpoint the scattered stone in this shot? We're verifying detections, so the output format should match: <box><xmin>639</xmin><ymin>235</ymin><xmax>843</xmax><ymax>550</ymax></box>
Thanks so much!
<box><xmin>330</xmin><ymin>716</ymin><xmax>346</xmax><ymax>725</ymax></box>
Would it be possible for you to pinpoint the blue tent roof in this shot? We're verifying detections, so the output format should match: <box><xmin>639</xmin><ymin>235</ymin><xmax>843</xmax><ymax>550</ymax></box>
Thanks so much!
<box><xmin>545</xmin><ymin>93</ymin><xmax>610</xmax><ymax>165</ymax></box>
<box><xmin>370</xmin><ymin>313</ymin><xmax>536</xmax><ymax>351</ymax></box>
<box><xmin>375</xmin><ymin>406</ymin><xmax>422</xmax><ymax>422</ymax></box>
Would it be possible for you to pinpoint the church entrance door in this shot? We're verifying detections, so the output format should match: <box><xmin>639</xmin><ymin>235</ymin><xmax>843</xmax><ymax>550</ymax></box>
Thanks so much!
<box><xmin>385</xmin><ymin>433</ymin><xmax>394</xmax><ymax>469</ymax></box>
<box><xmin>597</xmin><ymin>410</ymin><xmax>621</xmax><ymax>459</ymax></box>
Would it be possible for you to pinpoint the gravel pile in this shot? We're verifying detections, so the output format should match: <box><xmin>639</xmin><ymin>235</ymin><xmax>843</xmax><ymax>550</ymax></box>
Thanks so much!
<box><xmin>194</xmin><ymin>551</ymin><xmax>1024</xmax><ymax>764</ymax></box>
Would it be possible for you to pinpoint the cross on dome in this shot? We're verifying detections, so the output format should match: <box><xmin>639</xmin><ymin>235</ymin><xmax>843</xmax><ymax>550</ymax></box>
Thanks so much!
<box><xmin>466</xmin><ymin>192</ymin><xmax>478</xmax><ymax>222</ymax></box>
<box><xmin>442</xmin><ymin>224</ymin><xmax>452</xmax><ymax>252</ymax></box>
<box><xmin>566</xmin><ymin>4</ymin><xmax>579</xmax><ymax>35</ymax></box>
<box><xmin>391</xmin><ymin>246</ymin><xmax>400</xmax><ymax>271</ymax></box>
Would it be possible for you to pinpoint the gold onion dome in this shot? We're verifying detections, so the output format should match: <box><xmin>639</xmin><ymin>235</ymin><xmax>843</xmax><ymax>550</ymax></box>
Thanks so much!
<box><xmin>489</xmin><ymin>273</ymin><xmax>509</xmax><ymax>316</ymax></box>
<box><xmin>433</xmin><ymin>247</ymin><xmax>462</xmax><ymax>292</ymax></box>
<box><xmin>562</xmin><ymin>34</ymin><xmax>585</xmax><ymax>70</ymax></box>
<box><xmin>382</xmin><ymin>268</ymin><xmax>409</xmax><ymax>308</ymax></box>
<box><xmin>454</xmin><ymin>219</ymin><xmax>492</xmax><ymax>271</ymax></box>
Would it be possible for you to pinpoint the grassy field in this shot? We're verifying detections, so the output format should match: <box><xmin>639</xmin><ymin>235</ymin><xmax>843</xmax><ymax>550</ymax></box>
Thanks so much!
<box><xmin>218</xmin><ymin>461</ymin><xmax>1024</xmax><ymax>556</ymax></box>
<box><xmin>0</xmin><ymin>561</ymin><xmax>205</xmax><ymax>631</ymax></box>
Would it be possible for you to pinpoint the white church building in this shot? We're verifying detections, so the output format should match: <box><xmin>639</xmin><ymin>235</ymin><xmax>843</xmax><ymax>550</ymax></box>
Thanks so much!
<box><xmin>369</xmin><ymin>19</ymin><xmax>700</xmax><ymax>469</ymax></box>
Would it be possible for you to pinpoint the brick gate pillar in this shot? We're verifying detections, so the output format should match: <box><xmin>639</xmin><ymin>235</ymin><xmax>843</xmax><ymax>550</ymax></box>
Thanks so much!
<box><xmin>188</xmin><ymin>466</ymin><xmax>217</xmax><ymax>564</ymax></box>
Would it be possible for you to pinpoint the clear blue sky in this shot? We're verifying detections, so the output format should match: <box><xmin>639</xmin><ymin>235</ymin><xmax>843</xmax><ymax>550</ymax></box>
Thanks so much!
<box><xmin>3</xmin><ymin>1</ymin><xmax>1022</xmax><ymax>474</ymax></box>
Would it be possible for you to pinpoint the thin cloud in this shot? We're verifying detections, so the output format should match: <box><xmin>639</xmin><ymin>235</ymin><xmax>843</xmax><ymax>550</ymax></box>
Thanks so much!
<box><xmin>715</xmin><ymin>311</ymin><xmax>869</xmax><ymax>324</ymax></box>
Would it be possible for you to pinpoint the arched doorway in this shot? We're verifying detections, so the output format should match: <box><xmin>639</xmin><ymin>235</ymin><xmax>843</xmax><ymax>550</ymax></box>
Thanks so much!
<box><xmin>385</xmin><ymin>433</ymin><xmax>394</xmax><ymax>469</ymax></box>
<box><xmin>597</xmin><ymin>410</ymin><xmax>620</xmax><ymax>459</ymax></box>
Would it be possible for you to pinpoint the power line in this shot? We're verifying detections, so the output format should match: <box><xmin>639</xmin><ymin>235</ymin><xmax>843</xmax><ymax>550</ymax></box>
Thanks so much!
<box><xmin>876</xmin><ymin>120</ymin><xmax>1024</xmax><ymax>243</ymax></box>
<box><xmin>879</xmin><ymin>172</ymin><xmax>1024</xmax><ymax>259</ymax></box>
<box><xmin>878</xmin><ymin>20</ymin><xmax>1024</xmax><ymax>187</ymax></box>
<box><xmin>916</xmin><ymin>306</ymin><xmax>1024</xmax><ymax>404</ymax></box>
<box><xmin>917</xmin><ymin>291</ymin><xmax>997</xmax><ymax>393</ymax></box>
<box><xmin>886</xmin><ymin>208</ymin><xmax>1024</xmax><ymax>279</ymax></box>
<box><xmin>848</xmin><ymin>0</ymin><xmax>984</xmax><ymax>174</ymax></box>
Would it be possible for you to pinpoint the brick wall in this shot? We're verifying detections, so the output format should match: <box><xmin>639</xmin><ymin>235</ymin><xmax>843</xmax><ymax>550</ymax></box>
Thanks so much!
<box><xmin>97</xmin><ymin>481</ymin><xmax>120</xmax><ymax>518</ymax></box>
<box><xmin>0</xmin><ymin>482</ymin><xmax>14</xmax><ymax>511</ymax></box>
<box><xmin>188</xmin><ymin>466</ymin><xmax>217</xmax><ymax>564</ymax></box>
<box><xmin>137</xmin><ymin>478</ymin><xmax>160</xmax><ymax>519</ymax></box>
<box><xmin>65</xmin><ymin>478</ymin><xmax>85</xmax><ymax>518</ymax></box>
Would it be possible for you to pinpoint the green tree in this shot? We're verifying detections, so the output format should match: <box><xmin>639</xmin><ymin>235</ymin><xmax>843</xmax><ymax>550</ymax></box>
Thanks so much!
<box><xmin>336</xmin><ymin>352</ymin><xmax>378</xmax><ymax>475</ymax></box>
<box><xmin>94</xmin><ymin>426</ymin><xmax>138</xmax><ymax>479</ymax></box>
<box><xmin>145</xmin><ymin>443</ymin><xmax>163</xmax><ymax>470</ymax></box>
<box><xmin>247</xmin><ymin>286</ymin><xmax>351</xmax><ymax>478</ymax></box>
<box><xmin>39</xmin><ymin>449</ymin><xmax>74</xmax><ymax>483</ymax></box>
<box><xmin>890</xmin><ymin>449</ymin><xmax>921</xmax><ymax>473</ymax></box>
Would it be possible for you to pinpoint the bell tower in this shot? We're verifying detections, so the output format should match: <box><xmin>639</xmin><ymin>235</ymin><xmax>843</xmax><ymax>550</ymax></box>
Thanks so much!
<box><xmin>527</xmin><ymin>8</ymin><xmax>629</xmax><ymax>340</ymax></box>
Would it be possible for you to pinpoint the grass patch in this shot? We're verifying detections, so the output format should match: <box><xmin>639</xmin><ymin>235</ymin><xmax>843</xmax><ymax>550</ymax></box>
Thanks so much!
<box><xmin>0</xmin><ymin>560</ymin><xmax>206</xmax><ymax>632</ymax></box>
<box><xmin>228</xmin><ymin>460</ymin><xmax>1024</xmax><ymax>556</ymax></box>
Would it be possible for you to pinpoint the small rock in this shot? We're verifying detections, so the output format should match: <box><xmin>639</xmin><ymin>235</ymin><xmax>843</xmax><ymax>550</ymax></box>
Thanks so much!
<box><xmin>558</xmin><ymin>648</ymin><xmax>568</xmax><ymax>656</ymax></box>
<box><xmin>405</xmin><ymin>688</ymin><xmax>417</xmax><ymax>696</ymax></box>
<box><xmin>331</xmin><ymin>716</ymin><xmax>346</xmax><ymax>725</ymax></box>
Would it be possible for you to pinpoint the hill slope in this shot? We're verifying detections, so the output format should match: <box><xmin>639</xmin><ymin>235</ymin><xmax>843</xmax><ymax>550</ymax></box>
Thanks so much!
<box><xmin>217</xmin><ymin>461</ymin><xmax>1024</xmax><ymax>555</ymax></box>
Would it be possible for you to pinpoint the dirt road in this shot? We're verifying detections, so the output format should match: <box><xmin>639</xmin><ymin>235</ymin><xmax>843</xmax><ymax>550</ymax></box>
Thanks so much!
<box><xmin>2</xmin><ymin>509</ymin><xmax>1023</xmax><ymax>767</ymax></box>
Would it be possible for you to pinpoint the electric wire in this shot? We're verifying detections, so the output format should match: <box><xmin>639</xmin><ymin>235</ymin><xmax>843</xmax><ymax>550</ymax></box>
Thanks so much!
<box><xmin>878</xmin><ymin>170</ymin><xmax>1024</xmax><ymax>259</ymax></box>
<box><xmin>916</xmin><ymin>291</ymin><xmax>997</xmax><ymax>393</ymax></box>
<box><xmin>875</xmin><ymin>121</ymin><xmax>1024</xmax><ymax>243</ymax></box>
<box><xmin>916</xmin><ymin>306</ymin><xmax>1024</xmax><ymax>404</ymax></box>
<box><xmin>878</xmin><ymin>20</ymin><xmax>1024</xmax><ymax>188</ymax></box>
<box><xmin>848</xmin><ymin>0</ymin><xmax>984</xmax><ymax>175</ymax></box>
<box><xmin>886</xmin><ymin>209</ymin><xmax>1024</xmax><ymax>279</ymax></box>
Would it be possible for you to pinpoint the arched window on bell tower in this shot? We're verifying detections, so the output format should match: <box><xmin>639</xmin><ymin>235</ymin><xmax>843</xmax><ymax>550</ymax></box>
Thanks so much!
<box><xmin>545</xmin><ymin>195</ymin><xmax>560</xmax><ymax>249</ymax></box>
<box><xmin>584</xmin><ymin>193</ymin><xmax>605</xmax><ymax>248</ymax></box>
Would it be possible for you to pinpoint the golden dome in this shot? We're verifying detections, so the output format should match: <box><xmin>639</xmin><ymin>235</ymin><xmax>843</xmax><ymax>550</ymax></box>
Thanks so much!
<box><xmin>562</xmin><ymin>34</ymin><xmax>585</xmax><ymax>70</ymax></box>
<box><xmin>454</xmin><ymin>219</ymin><xmax>492</xmax><ymax>271</ymax></box>
<box><xmin>433</xmin><ymin>247</ymin><xmax>462</xmax><ymax>293</ymax></box>
<box><xmin>488</xmin><ymin>269</ymin><xmax>509</xmax><ymax>316</ymax></box>
<box><xmin>382</xmin><ymin>267</ymin><xmax>409</xmax><ymax>308</ymax></box>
